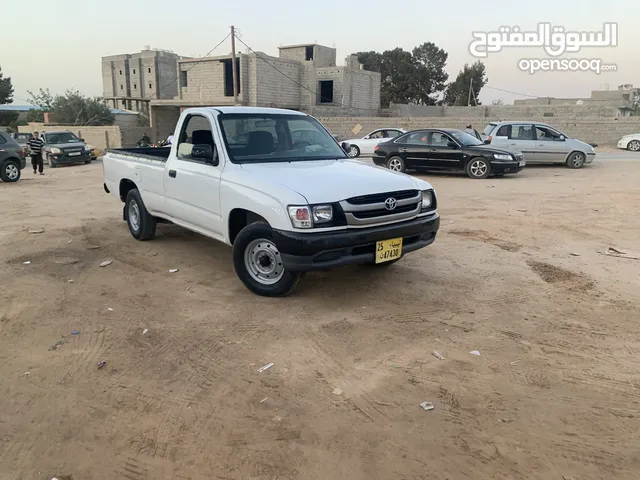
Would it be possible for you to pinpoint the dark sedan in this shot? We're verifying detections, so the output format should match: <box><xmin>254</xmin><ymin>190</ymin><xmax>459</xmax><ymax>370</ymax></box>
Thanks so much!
<box><xmin>371</xmin><ymin>128</ymin><xmax>526</xmax><ymax>179</ymax></box>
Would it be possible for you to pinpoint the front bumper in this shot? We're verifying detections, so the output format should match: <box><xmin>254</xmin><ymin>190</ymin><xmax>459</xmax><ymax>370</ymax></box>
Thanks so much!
<box><xmin>491</xmin><ymin>160</ymin><xmax>524</xmax><ymax>174</ymax></box>
<box><xmin>50</xmin><ymin>151</ymin><xmax>90</xmax><ymax>164</ymax></box>
<box><xmin>586</xmin><ymin>152</ymin><xmax>596</xmax><ymax>163</ymax></box>
<box><xmin>273</xmin><ymin>213</ymin><xmax>440</xmax><ymax>272</ymax></box>
<box><xmin>618</xmin><ymin>140</ymin><xmax>629</xmax><ymax>149</ymax></box>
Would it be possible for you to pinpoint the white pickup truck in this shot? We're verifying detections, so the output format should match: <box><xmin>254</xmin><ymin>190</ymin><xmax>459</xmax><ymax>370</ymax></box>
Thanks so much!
<box><xmin>103</xmin><ymin>107</ymin><xmax>440</xmax><ymax>296</ymax></box>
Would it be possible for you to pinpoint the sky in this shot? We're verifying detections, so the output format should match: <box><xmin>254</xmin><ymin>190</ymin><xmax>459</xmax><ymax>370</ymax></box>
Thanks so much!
<box><xmin>3</xmin><ymin>0</ymin><xmax>638</xmax><ymax>105</ymax></box>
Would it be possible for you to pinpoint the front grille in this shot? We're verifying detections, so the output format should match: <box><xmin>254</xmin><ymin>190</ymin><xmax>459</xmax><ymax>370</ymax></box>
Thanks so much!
<box><xmin>347</xmin><ymin>190</ymin><xmax>418</xmax><ymax>205</ymax></box>
<box><xmin>352</xmin><ymin>203</ymin><xmax>417</xmax><ymax>219</ymax></box>
<box><xmin>339</xmin><ymin>189</ymin><xmax>422</xmax><ymax>226</ymax></box>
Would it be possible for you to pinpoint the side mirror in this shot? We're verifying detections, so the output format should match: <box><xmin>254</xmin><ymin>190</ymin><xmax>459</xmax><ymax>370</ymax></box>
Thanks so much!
<box><xmin>559</xmin><ymin>135</ymin><xmax>565</xmax><ymax>141</ymax></box>
<box><xmin>447</xmin><ymin>141</ymin><xmax>458</xmax><ymax>148</ymax></box>
<box><xmin>341</xmin><ymin>142</ymin><xmax>351</xmax><ymax>154</ymax></box>
<box><xmin>79</xmin><ymin>138</ymin><xmax>85</xmax><ymax>142</ymax></box>
<box><xmin>191</xmin><ymin>144</ymin><xmax>218</xmax><ymax>166</ymax></box>
<box><xmin>483</xmin><ymin>139</ymin><xmax>491</xmax><ymax>144</ymax></box>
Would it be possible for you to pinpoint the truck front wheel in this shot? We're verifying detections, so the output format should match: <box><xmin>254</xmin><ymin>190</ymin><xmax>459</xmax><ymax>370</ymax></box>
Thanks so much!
<box><xmin>125</xmin><ymin>189</ymin><xmax>157</xmax><ymax>240</ymax></box>
<box><xmin>232</xmin><ymin>223</ymin><xmax>302</xmax><ymax>297</ymax></box>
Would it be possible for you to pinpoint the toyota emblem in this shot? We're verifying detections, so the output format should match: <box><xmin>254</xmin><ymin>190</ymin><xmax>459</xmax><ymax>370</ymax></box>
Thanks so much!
<box><xmin>384</xmin><ymin>197</ymin><xmax>397</xmax><ymax>211</ymax></box>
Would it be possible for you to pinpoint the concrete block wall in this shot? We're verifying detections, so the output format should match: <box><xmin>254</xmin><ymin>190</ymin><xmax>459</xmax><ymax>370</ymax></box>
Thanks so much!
<box><xmin>314</xmin><ymin>45</ymin><xmax>337</xmax><ymax>67</ymax></box>
<box><xmin>316</xmin><ymin>67</ymin><xmax>344</xmax><ymax>105</ymax></box>
<box><xmin>19</xmin><ymin>123</ymin><xmax>123</xmax><ymax>150</ymax></box>
<box><xmin>180</xmin><ymin>60</ymin><xmax>226</xmax><ymax>102</ymax></box>
<box><xmin>316</xmin><ymin>116</ymin><xmax>640</xmax><ymax>146</ymax></box>
<box><xmin>390</xmin><ymin>104</ymin><xmax>623</xmax><ymax>119</ymax></box>
<box><xmin>157</xmin><ymin>54</ymin><xmax>179</xmax><ymax>99</ymax></box>
<box><xmin>250</xmin><ymin>54</ymin><xmax>301</xmax><ymax>108</ymax></box>
<box><xmin>348</xmin><ymin>70</ymin><xmax>381</xmax><ymax>110</ymax></box>
<box><xmin>278</xmin><ymin>47</ymin><xmax>308</xmax><ymax>63</ymax></box>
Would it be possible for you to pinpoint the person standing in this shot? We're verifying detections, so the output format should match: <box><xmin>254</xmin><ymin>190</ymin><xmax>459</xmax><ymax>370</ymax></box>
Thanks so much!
<box><xmin>27</xmin><ymin>131</ymin><xmax>45</xmax><ymax>175</ymax></box>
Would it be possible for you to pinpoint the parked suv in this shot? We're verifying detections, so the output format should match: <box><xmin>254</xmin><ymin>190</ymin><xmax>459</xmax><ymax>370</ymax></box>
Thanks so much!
<box><xmin>482</xmin><ymin>121</ymin><xmax>596</xmax><ymax>169</ymax></box>
<box><xmin>40</xmin><ymin>130</ymin><xmax>92</xmax><ymax>168</ymax></box>
<box><xmin>0</xmin><ymin>131</ymin><xmax>26</xmax><ymax>182</ymax></box>
<box><xmin>11</xmin><ymin>132</ymin><xmax>33</xmax><ymax>153</ymax></box>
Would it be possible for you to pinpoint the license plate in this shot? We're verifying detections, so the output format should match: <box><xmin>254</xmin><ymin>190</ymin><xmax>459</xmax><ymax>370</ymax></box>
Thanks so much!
<box><xmin>519</xmin><ymin>160</ymin><xmax>526</xmax><ymax>166</ymax></box>
<box><xmin>68</xmin><ymin>152</ymin><xmax>81</xmax><ymax>156</ymax></box>
<box><xmin>375</xmin><ymin>237</ymin><xmax>403</xmax><ymax>264</ymax></box>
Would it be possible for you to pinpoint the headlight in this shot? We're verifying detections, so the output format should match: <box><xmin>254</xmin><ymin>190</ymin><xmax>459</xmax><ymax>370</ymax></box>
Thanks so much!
<box><xmin>312</xmin><ymin>205</ymin><xmax>333</xmax><ymax>224</ymax></box>
<box><xmin>494</xmin><ymin>154</ymin><xmax>512</xmax><ymax>161</ymax></box>
<box><xmin>84</xmin><ymin>146</ymin><xmax>91</xmax><ymax>151</ymax></box>
<box><xmin>50</xmin><ymin>147</ymin><xmax>61</xmax><ymax>154</ymax></box>
<box><xmin>421</xmin><ymin>190</ymin><xmax>434</xmax><ymax>210</ymax></box>
<box><xmin>287</xmin><ymin>206</ymin><xmax>312</xmax><ymax>229</ymax></box>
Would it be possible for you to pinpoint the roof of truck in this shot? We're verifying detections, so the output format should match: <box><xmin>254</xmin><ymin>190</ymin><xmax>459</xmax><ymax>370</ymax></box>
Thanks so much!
<box><xmin>208</xmin><ymin>106</ymin><xmax>306</xmax><ymax>116</ymax></box>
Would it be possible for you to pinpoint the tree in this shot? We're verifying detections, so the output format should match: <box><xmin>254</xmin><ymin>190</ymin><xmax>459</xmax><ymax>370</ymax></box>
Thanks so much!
<box><xmin>411</xmin><ymin>43</ymin><xmax>449</xmax><ymax>105</ymax></box>
<box><xmin>27</xmin><ymin>89</ymin><xmax>114</xmax><ymax>126</ymax></box>
<box><xmin>443</xmin><ymin>61</ymin><xmax>488</xmax><ymax>106</ymax></box>
<box><xmin>0</xmin><ymin>66</ymin><xmax>14</xmax><ymax>104</ymax></box>
<box><xmin>27</xmin><ymin>88</ymin><xmax>54</xmax><ymax>111</ymax></box>
<box><xmin>0</xmin><ymin>111</ymin><xmax>18</xmax><ymax>126</ymax></box>
<box><xmin>356</xmin><ymin>42</ymin><xmax>450</xmax><ymax>107</ymax></box>
<box><xmin>491</xmin><ymin>98</ymin><xmax>504</xmax><ymax>105</ymax></box>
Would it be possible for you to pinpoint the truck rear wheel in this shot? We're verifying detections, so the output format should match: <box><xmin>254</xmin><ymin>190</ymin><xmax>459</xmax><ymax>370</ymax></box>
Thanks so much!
<box><xmin>232</xmin><ymin>223</ymin><xmax>302</xmax><ymax>297</ymax></box>
<box><xmin>125</xmin><ymin>189</ymin><xmax>157</xmax><ymax>240</ymax></box>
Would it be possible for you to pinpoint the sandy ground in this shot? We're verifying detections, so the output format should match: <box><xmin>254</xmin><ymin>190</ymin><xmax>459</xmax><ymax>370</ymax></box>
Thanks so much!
<box><xmin>1</xmin><ymin>154</ymin><xmax>640</xmax><ymax>480</ymax></box>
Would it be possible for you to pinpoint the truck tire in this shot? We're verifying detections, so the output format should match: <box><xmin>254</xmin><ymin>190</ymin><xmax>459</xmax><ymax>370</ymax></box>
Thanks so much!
<box><xmin>0</xmin><ymin>160</ymin><xmax>21</xmax><ymax>183</ymax></box>
<box><xmin>125</xmin><ymin>189</ymin><xmax>157</xmax><ymax>240</ymax></box>
<box><xmin>232</xmin><ymin>222</ymin><xmax>302</xmax><ymax>297</ymax></box>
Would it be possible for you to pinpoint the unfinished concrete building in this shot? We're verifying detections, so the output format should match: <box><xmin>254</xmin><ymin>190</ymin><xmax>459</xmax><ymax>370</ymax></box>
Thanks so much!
<box><xmin>102</xmin><ymin>47</ymin><xmax>187</xmax><ymax>115</ymax></box>
<box><xmin>149</xmin><ymin>43</ymin><xmax>381</xmax><ymax>139</ymax></box>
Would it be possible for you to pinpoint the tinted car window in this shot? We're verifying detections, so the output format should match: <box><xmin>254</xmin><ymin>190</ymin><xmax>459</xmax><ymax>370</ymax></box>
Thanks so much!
<box><xmin>429</xmin><ymin>132</ymin><xmax>453</xmax><ymax>146</ymax></box>
<box><xmin>509</xmin><ymin>125</ymin><xmax>534</xmax><ymax>140</ymax></box>
<box><xmin>402</xmin><ymin>132</ymin><xmax>429</xmax><ymax>145</ymax></box>
<box><xmin>495</xmin><ymin>125</ymin><xmax>509</xmax><ymax>136</ymax></box>
<box><xmin>386</xmin><ymin>130</ymin><xmax>401</xmax><ymax>138</ymax></box>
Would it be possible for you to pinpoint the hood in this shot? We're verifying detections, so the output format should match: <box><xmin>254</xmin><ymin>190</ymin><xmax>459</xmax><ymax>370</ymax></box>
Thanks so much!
<box><xmin>239</xmin><ymin>159</ymin><xmax>432</xmax><ymax>204</ymax></box>
<box><xmin>467</xmin><ymin>144</ymin><xmax>522</xmax><ymax>156</ymax></box>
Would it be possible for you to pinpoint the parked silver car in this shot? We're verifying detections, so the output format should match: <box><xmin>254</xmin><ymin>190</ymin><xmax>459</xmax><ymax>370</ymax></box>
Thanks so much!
<box><xmin>482</xmin><ymin>121</ymin><xmax>596</xmax><ymax>169</ymax></box>
<box><xmin>343</xmin><ymin>128</ymin><xmax>407</xmax><ymax>158</ymax></box>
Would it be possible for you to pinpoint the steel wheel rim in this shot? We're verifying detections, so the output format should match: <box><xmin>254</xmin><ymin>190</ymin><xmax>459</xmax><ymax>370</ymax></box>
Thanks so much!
<box><xmin>348</xmin><ymin>146</ymin><xmax>358</xmax><ymax>157</ymax></box>
<box><xmin>570</xmin><ymin>153</ymin><xmax>584</xmax><ymax>167</ymax></box>
<box><xmin>128</xmin><ymin>200</ymin><xmax>141</xmax><ymax>232</ymax></box>
<box><xmin>629</xmin><ymin>141</ymin><xmax>640</xmax><ymax>151</ymax></box>
<box><xmin>388</xmin><ymin>158</ymin><xmax>402</xmax><ymax>171</ymax></box>
<box><xmin>6</xmin><ymin>164</ymin><xmax>18</xmax><ymax>180</ymax></box>
<box><xmin>244</xmin><ymin>238</ymin><xmax>284</xmax><ymax>285</ymax></box>
<box><xmin>470</xmin><ymin>160</ymin><xmax>487</xmax><ymax>176</ymax></box>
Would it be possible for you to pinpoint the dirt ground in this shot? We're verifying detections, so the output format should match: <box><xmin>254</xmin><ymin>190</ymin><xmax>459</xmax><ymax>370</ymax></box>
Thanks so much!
<box><xmin>1</xmin><ymin>156</ymin><xmax>640</xmax><ymax>480</ymax></box>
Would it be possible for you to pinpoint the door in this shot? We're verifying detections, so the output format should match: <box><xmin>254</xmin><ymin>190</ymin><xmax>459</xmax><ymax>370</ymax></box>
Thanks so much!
<box><xmin>426</xmin><ymin>131</ymin><xmax>465</xmax><ymax>169</ymax></box>
<box><xmin>395</xmin><ymin>131</ymin><xmax>431</xmax><ymax>169</ymax></box>
<box><xmin>506</xmin><ymin>124</ymin><xmax>538</xmax><ymax>160</ymax></box>
<box><xmin>163</xmin><ymin>113</ymin><xmax>224</xmax><ymax>238</ymax></box>
<box><xmin>533</xmin><ymin>124</ymin><xmax>571</xmax><ymax>163</ymax></box>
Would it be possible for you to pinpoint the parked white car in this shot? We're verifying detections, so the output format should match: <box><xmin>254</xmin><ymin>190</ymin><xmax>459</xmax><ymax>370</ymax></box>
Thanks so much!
<box><xmin>617</xmin><ymin>133</ymin><xmax>640</xmax><ymax>152</ymax></box>
<box><xmin>343</xmin><ymin>128</ymin><xmax>407</xmax><ymax>158</ymax></box>
<box><xmin>103</xmin><ymin>107</ymin><xmax>440</xmax><ymax>297</ymax></box>
<box><xmin>482</xmin><ymin>121</ymin><xmax>596</xmax><ymax>168</ymax></box>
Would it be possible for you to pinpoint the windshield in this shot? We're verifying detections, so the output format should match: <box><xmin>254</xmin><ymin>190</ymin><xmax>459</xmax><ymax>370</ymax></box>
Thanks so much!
<box><xmin>219</xmin><ymin>114</ymin><xmax>347</xmax><ymax>163</ymax></box>
<box><xmin>449</xmin><ymin>130</ymin><xmax>484</xmax><ymax>146</ymax></box>
<box><xmin>483</xmin><ymin>124</ymin><xmax>497</xmax><ymax>136</ymax></box>
<box><xmin>46</xmin><ymin>132</ymin><xmax>81</xmax><ymax>144</ymax></box>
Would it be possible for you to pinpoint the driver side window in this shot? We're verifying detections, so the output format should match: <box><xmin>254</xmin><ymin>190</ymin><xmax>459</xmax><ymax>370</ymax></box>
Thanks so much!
<box><xmin>368</xmin><ymin>130</ymin><xmax>384</xmax><ymax>139</ymax></box>
<box><xmin>177</xmin><ymin>115</ymin><xmax>217</xmax><ymax>163</ymax></box>
<box><xmin>535</xmin><ymin>126</ymin><xmax>561</xmax><ymax>141</ymax></box>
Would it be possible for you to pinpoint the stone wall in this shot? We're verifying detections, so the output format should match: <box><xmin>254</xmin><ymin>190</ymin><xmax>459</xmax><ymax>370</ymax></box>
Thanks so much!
<box><xmin>18</xmin><ymin>124</ymin><xmax>158</xmax><ymax>150</ymax></box>
<box><xmin>389</xmin><ymin>104</ymin><xmax>622</xmax><ymax>118</ymax></box>
<box><xmin>317</xmin><ymin>116</ymin><xmax>640</xmax><ymax>146</ymax></box>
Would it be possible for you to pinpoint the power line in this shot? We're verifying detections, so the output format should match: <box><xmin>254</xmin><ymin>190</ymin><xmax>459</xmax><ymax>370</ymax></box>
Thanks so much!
<box><xmin>233</xmin><ymin>34</ymin><xmax>333</xmax><ymax>103</ymax></box>
<box><xmin>484</xmin><ymin>84</ymin><xmax>540</xmax><ymax>98</ymax></box>
<box><xmin>146</xmin><ymin>32</ymin><xmax>231</xmax><ymax>101</ymax></box>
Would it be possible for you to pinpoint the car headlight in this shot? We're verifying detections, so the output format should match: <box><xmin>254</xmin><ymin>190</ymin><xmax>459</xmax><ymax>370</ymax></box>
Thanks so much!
<box><xmin>494</xmin><ymin>154</ymin><xmax>512</xmax><ymax>161</ymax></box>
<box><xmin>312</xmin><ymin>205</ymin><xmax>333</xmax><ymax>224</ymax></box>
<box><xmin>287</xmin><ymin>206</ymin><xmax>312</xmax><ymax>228</ymax></box>
<box><xmin>84</xmin><ymin>146</ymin><xmax>91</xmax><ymax>151</ymax></box>
<box><xmin>50</xmin><ymin>147</ymin><xmax>61</xmax><ymax>154</ymax></box>
<box><xmin>421</xmin><ymin>190</ymin><xmax>434</xmax><ymax>211</ymax></box>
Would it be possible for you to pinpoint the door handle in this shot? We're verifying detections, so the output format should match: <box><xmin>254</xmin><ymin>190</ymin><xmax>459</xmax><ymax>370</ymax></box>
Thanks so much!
<box><xmin>399</xmin><ymin>148</ymin><xmax>408</xmax><ymax>152</ymax></box>
<box><xmin>168</xmin><ymin>170</ymin><xmax>176</xmax><ymax>178</ymax></box>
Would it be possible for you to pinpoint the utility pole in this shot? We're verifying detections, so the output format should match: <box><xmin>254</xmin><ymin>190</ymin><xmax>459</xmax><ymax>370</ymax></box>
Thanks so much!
<box><xmin>468</xmin><ymin>78</ymin><xmax>473</xmax><ymax>106</ymax></box>
<box><xmin>230</xmin><ymin>25</ymin><xmax>239</xmax><ymax>105</ymax></box>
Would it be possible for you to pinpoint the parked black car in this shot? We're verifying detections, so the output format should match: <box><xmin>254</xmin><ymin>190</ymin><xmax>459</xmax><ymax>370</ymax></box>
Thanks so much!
<box><xmin>40</xmin><ymin>130</ymin><xmax>91</xmax><ymax>168</ymax></box>
<box><xmin>0</xmin><ymin>131</ymin><xmax>26</xmax><ymax>183</ymax></box>
<box><xmin>371</xmin><ymin>128</ymin><xmax>526</xmax><ymax>179</ymax></box>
